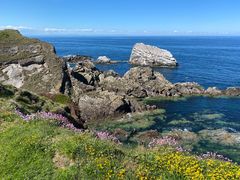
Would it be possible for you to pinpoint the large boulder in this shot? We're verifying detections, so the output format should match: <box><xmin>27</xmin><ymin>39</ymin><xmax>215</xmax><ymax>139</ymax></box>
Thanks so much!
<box><xmin>77</xmin><ymin>91</ymin><xmax>142</xmax><ymax>122</ymax></box>
<box><xmin>67</xmin><ymin>60</ymin><xmax>101</xmax><ymax>101</ymax></box>
<box><xmin>0</xmin><ymin>29</ymin><xmax>64</xmax><ymax>94</ymax></box>
<box><xmin>129</xmin><ymin>43</ymin><xmax>177</xmax><ymax>67</ymax></box>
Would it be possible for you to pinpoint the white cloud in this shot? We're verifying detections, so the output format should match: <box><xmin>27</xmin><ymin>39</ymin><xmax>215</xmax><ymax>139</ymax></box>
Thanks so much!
<box><xmin>44</xmin><ymin>28</ymin><xmax>94</xmax><ymax>33</ymax></box>
<box><xmin>0</xmin><ymin>25</ymin><xmax>33</xmax><ymax>30</ymax></box>
<box><xmin>44</xmin><ymin>28</ymin><xmax>67</xmax><ymax>32</ymax></box>
<box><xmin>74</xmin><ymin>28</ymin><xmax>93</xmax><ymax>32</ymax></box>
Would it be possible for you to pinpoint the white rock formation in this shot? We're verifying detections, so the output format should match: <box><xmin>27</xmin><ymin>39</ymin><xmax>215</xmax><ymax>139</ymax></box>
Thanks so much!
<box><xmin>2</xmin><ymin>64</ymin><xmax>24</xmax><ymax>88</ymax></box>
<box><xmin>129</xmin><ymin>43</ymin><xmax>177</xmax><ymax>67</ymax></box>
<box><xmin>96</xmin><ymin>56</ymin><xmax>111</xmax><ymax>64</ymax></box>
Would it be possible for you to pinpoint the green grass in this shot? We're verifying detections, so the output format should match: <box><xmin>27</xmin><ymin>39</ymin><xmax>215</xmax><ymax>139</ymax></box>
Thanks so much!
<box><xmin>0</xmin><ymin>29</ymin><xmax>38</xmax><ymax>45</ymax></box>
<box><xmin>50</xmin><ymin>94</ymin><xmax>71</xmax><ymax>105</ymax></box>
<box><xmin>0</xmin><ymin>120</ymin><xmax>56</xmax><ymax>179</ymax></box>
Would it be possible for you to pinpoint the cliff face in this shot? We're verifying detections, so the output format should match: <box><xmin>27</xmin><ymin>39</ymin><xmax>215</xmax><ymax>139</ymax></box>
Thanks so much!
<box><xmin>0</xmin><ymin>29</ymin><xmax>64</xmax><ymax>94</ymax></box>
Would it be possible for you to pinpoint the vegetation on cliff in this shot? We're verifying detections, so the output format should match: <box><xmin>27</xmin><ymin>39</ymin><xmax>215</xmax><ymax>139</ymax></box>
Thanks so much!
<box><xmin>0</xmin><ymin>29</ymin><xmax>38</xmax><ymax>45</ymax></box>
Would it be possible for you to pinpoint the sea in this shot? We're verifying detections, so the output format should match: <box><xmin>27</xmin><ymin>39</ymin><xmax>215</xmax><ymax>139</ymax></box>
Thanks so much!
<box><xmin>38</xmin><ymin>36</ymin><xmax>240</xmax><ymax>161</ymax></box>
<box><xmin>38</xmin><ymin>36</ymin><xmax>240</xmax><ymax>89</ymax></box>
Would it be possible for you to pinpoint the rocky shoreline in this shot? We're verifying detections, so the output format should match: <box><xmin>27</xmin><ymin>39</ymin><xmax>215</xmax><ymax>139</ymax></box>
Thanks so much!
<box><xmin>1</xmin><ymin>29</ymin><xmax>240</xmax><ymax>129</ymax></box>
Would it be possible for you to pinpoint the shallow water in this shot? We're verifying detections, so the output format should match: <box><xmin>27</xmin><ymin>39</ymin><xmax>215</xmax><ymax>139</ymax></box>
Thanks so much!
<box><xmin>146</xmin><ymin>96</ymin><xmax>240</xmax><ymax>132</ymax></box>
<box><xmin>145</xmin><ymin>96</ymin><xmax>240</xmax><ymax>162</ymax></box>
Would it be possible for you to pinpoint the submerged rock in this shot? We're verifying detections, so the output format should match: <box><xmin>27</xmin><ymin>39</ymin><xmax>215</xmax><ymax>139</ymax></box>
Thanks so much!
<box><xmin>133</xmin><ymin>130</ymin><xmax>160</xmax><ymax>144</ymax></box>
<box><xmin>199</xmin><ymin>129</ymin><xmax>240</xmax><ymax>146</ymax></box>
<box><xmin>129</xmin><ymin>43</ymin><xmax>178</xmax><ymax>67</ymax></box>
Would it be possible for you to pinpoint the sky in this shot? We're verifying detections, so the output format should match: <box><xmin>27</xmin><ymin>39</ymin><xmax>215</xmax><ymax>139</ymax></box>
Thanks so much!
<box><xmin>0</xmin><ymin>0</ymin><xmax>240</xmax><ymax>36</ymax></box>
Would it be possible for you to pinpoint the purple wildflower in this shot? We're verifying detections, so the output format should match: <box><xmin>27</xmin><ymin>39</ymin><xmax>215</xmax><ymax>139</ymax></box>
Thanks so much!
<box><xmin>15</xmin><ymin>109</ymin><xmax>82</xmax><ymax>132</ymax></box>
<box><xmin>96</xmin><ymin>131</ymin><xmax>121</xmax><ymax>144</ymax></box>
<box><xmin>148</xmin><ymin>136</ymin><xmax>178</xmax><ymax>148</ymax></box>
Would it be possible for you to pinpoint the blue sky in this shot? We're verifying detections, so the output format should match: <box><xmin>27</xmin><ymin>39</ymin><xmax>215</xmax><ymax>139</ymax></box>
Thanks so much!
<box><xmin>0</xmin><ymin>0</ymin><xmax>240</xmax><ymax>36</ymax></box>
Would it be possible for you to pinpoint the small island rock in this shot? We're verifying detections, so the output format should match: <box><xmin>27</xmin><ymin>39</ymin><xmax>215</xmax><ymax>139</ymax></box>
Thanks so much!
<box><xmin>96</xmin><ymin>56</ymin><xmax>112</xmax><ymax>64</ymax></box>
<box><xmin>129</xmin><ymin>43</ymin><xmax>177</xmax><ymax>67</ymax></box>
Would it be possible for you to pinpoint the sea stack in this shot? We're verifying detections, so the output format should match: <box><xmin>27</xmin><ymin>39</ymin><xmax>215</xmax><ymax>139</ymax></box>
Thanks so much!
<box><xmin>129</xmin><ymin>43</ymin><xmax>178</xmax><ymax>67</ymax></box>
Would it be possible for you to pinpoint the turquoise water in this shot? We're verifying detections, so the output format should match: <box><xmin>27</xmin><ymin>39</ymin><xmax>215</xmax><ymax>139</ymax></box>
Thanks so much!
<box><xmin>146</xmin><ymin>96</ymin><xmax>240</xmax><ymax>132</ymax></box>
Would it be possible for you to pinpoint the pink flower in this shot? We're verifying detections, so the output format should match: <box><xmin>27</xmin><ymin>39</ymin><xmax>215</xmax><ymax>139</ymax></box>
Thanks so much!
<box><xmin>96</xmin><ymin>131</ymin><xmax>121</xmax><ymax>144</ymax></box>
<box><xmin>148</xmin><ymin>136</ymin><xmax>178</xmax><ymax>148</ymax></box>
<box><xmin>15</xmin><ymin>109</ymin><xmax>82</xmax><ymax>132</ymax></box>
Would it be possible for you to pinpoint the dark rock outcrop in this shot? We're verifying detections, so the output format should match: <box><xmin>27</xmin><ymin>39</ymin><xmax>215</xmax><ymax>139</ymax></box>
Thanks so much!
<box><xmin>100</xmin><ymin>66</ymin><xmax>172</xmax><ymax>98</ymax></box>
<box><xmin>65</xmin><ymin>60</ymin><xmax>144</xmax><ymax>122</ymax></box>
<box><xmin>172</xmin><ymin>82</ymin><xmax>204</xmax><ymax>96</ymax></box>
<box><xmin>62</xmin><ymin>55</ymin><xmax>93</xmax><ymax>63</ymax></box>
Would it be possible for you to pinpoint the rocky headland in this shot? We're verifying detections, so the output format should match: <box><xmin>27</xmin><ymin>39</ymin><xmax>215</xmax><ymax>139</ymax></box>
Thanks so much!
<box><xmin>1</xmin><ymin>29</ymin><xmax>240</xmax><ymax>128</ymax></box>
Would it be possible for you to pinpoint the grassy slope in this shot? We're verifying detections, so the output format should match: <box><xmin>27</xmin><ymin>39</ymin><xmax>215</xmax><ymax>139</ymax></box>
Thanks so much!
<box><xmin>0</xmin><ymin>29</ymin><xmax>38</xmax><ymax>46</ymax></box>
<box><xmin>0</xmin><ymin>96</ymin><xmax>240</xmax><ymax>179</ymax></box>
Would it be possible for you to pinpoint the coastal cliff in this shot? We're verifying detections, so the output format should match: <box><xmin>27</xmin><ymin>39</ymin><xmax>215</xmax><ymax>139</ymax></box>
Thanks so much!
<box><xmin>0</xmin><ymin>29</ymin><xmax>64</xmax><ymax>94</ymax></box>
